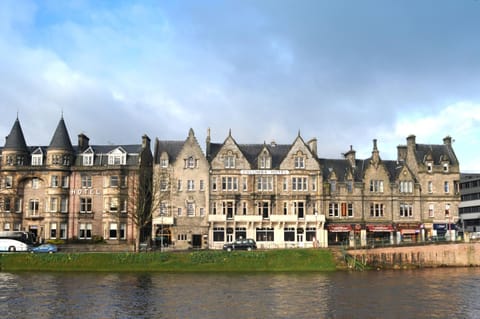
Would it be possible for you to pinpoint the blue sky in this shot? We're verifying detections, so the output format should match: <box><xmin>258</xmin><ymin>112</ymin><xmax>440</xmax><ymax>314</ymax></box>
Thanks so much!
<box><xmin>1</xmin><ymin>0</ymin><xmax>480</xmax><ymax>171</ymax></box>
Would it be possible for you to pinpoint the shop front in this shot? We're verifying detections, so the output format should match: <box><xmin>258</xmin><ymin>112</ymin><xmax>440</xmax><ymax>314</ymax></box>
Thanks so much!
<box><xmin>327</xmin><ymin>224</ymin><xmax>352</xmax><ymax>246</ymax></box>
<box><xmin>396</xmin><ymin>223</ymin><xmax>422</xmax><ymax>243</ymax></box>
<box><xmin>367</xmin><ymin>224</ymin><xmax>394</xmax><ymax>246</ymax></box>
<box><xmin>433</xmin><ymin>223</ymin><xmax>457</xmax><ymax>241</ymax></box>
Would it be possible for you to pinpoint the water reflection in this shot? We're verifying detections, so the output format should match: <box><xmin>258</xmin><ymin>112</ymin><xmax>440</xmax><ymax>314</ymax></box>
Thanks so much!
<box><xmin>0</xmin><ymin>268</ymin><xmax>479</xmax><ymax>318</ymax></box>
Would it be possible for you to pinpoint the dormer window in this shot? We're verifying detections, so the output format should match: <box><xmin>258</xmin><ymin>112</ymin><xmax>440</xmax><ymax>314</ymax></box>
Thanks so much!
<box><xmin>160</xmin><ymin>158</ymin><xmax>168</xmax><ymax>168</ymax></box>
<box><xmin>108</xmin><ymin>148</ymin><xmax>126</xmax><ymax>165</ymax></box>
<box><xmin>82</xmin><ymin>148</ymin><xmax>94</xmax><ymax>166</ymax></box>
<box><xmin>186</xmin><ymin>156</ymin><xmax>195</xmax><ymax>168</ymax></box>
<box><xmin>32</xmin><ymin>148</ymin><xmax>43</xmax><ymax>166</ymax></box>
<box><xmin>443</xmin><ymin>163</ymin><xmax>449</xmax><ymax>173</ymax></box>
<box><xmin>259</xmin><ymin>153</ymin><xmax>271</xmax><ymax>169</ymax></box>
<box><xmin>427</xmin><ymin>162</ymin><xmax>433</xmax><ymax>173</ymax></box>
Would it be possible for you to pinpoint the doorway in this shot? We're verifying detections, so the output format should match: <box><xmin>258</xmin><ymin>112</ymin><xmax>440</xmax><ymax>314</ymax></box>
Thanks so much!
<box><xmin>192</xmin><ymin>234</ymin><xmax>202</xmax><ymax>249</ymax></box>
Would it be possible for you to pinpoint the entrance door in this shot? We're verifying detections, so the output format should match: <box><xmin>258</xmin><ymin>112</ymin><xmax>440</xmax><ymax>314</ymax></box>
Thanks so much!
<box><xmin>227</xmin><ymin>234</ymin><xmax>233</xmax><ymax>243</ymax></box>
<box><xmin>192</xmin><ymin>234</ymin><xmax>202</xmax><ymax>249</ymax></box>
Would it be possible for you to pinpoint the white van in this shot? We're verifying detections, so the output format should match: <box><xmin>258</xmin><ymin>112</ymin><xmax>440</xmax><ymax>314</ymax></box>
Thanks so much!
<box><xmin>0</xmin><ymin>239</ymin><xmax>30</xmax><ymax>252</ymax></box>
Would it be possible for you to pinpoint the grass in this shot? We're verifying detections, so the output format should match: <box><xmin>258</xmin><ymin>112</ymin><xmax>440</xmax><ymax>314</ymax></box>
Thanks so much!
<box><xmin>0</xmin><ymin>249</ymin><xmax>337</xmax><ymax>272</ymax></box>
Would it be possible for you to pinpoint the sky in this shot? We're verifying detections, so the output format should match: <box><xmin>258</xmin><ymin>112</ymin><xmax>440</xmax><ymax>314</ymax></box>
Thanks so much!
<box><xmin>1</xmin><ymin>0</ymin><xmax>480</xmax><ymax>171</ymax></box>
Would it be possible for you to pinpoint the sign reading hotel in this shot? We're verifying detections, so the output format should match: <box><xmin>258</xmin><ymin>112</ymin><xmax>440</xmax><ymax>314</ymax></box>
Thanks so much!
<box><xmin>71</xmin><ymin>189</ymin><xmax>102</xmax><ymax>196</ymax></box>
<box><xmin>240</xmin><ymin>170</ymin><xmax>290</xmax><ymax>175</ymax></box>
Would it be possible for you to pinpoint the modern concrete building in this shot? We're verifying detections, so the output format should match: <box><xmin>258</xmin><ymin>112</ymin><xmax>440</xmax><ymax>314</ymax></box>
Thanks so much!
<box><xmin>459</xmin><ymin>173</ymin><xmax>480</xmax><ymax>233</ymax></box>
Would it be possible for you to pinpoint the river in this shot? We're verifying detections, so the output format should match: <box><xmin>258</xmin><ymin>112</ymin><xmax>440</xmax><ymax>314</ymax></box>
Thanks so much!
<box><xmin>0</xmin><ymin>268</ymin><xmax>479</xmax><ymax>319</ymax></box>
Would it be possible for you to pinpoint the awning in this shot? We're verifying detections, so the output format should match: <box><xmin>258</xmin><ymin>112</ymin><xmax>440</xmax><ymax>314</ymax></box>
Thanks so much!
<box><xmin>401</xmin><ymin>229</ymin><xmax>419</xmax><ymax>234</ymax></box>
<box><xmin>327</xmin><ymin>224</ymin><xmax>352</xmax><ymax>232</ymax></box>
<box><xmin>367</xmin><ymin>224</ymin><xmax>394</xmax><ymax>232</ymax></box>
<box><xmin>433</xmin><ymin>223</ymin><xmax>457</xmax><ymax>230</ymax></box>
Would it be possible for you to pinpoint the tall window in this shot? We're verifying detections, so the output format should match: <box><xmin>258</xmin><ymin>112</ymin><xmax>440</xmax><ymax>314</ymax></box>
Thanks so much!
<box><xmin>79</xmin><ymin>223</ymin><xmax>92</xmax><ymax>239</ymax></box>
<box><xmin>32</xmin><ymin>178</ymin><xmax>39</xmax><ymax>189</ymax></box>
<box><xmin>83</xmin><ymin>152</ymin><xmax>93</xmax><ymax>166</ymax></box>
<box><xmin>60</xmin><ymin>223</ymin><xmax>67</xmax><ymax>239</ymax></box>
<box><xmin>62</xmin><ymin>176</ymin><xmax>69</xmax><ymax>188</ymax></box>
<box><xmin>292</xmin><ymin>177</ymin><xmax>307</xmax><ymax>191</ymax></box>
<box><xmin>444</xmin><ymin>181</ymin><xmax>450</xmax><ymax>193</ymax></box>
<box><xmin>29</xmin><ymin>199</ymin><xmax>39</xmax><ymax>216</ymax></box>
<box><xmin>257</xmin><ymin>176</ymin><xmax>273</xmax><ymax>191</ymax></box>
<box><xmin>61</xmin><ymin>197</ymin><xmax>68</xmax><ymax>213</ymax></box>
<box><xmin>5</xmin><ymin>176</ymin><xmax>13</xmax><ymax>188</ymax></box>
<box><xmin>50</xmin><ymin>223</ymin><xmax>57</xmax><ymax>239</ymax></box>
<box><xmin>428</xmin><ymin>204</ymin><xmax>434</xmax><ymax>218</ymax></box>
<box><xmin>294</xmin><ymin>201</ymin><xmax>305</xmax><ymax>218</ymax></box>
<box><xmin>370</xmin><ymin>203</ymin><xmax>384</xmax><ymax>217</ymax></box>
<box><xmin>187</xmin><ymin>180</ymin><xmax>195</xmax><ymax>191</ymax></box>
<box><xmin>399</xmin><ymin>181</ymin><xmax>413</xmax><ymax>193</ymax></box>
<box><xmin>109</xmin><ymin>223</ymin><xmax>118</xmax><ymax>239</ymax></box>
<box><xmin>32</xmin><ymin>153</ymin><xmax>43</xmax><ymax>166</ymax></box>
<box><xmin>400</xmin><ymin>203</ymin><xmax>413</xmax><ymax>217</ymax></box>
<box><xmin>50</xmin><ymin>197</ymin><xmax>58</xmax><ymax>212</ymax></box>
<box><xmin>81</xmin><ymin>175</ymin><xmax>92</xmax><ymax>188</ymax></box>
<box><xmin>224</xmin><ymin>155</ymin><xmax>235</xmax><ymax>168</ymax></box>
<box><xmin>428</xmin><ymin>181</ymin><xmax>433</xmax><ymax>193</ymax></box>
<box><xmin>258</xmin><ymin>201</ymin><xmax>270</xmax><ymax>219</ymax></box>
<box><xmin>213</xmin><ymin>227</ymin><xmax>225</xmax><ymax>241</ymax></box>
<box><xmin>186</xmin><ymin>156</ymin><xmax>195</xmax><ymax>168</ymax></box>
<box><xmin>211</xmin><ymin>177</ymin><xmax>217</xmax><ymax>191</ymax></box>
<box><xmin>259</xmin><ymin>155</ymin><xmax>270</xmax><ymax>169</ymax></box>
<box><xmin>329</xmin><ymin>203</ymin><xmax>339</xmax><ymax>217</ymax></box>
<box><xmin>51</xmin><ymin>175</ymin><xmax>59</xmax><ymax>188</ymax></box>
<box><xmin>110</xmin><ymin>176</ymin><xmax>119</xmax><ymax>187</ymax></box>
<box><xmin>221</xmin><ymin>176</ymin><xmax>238</xmax><ymax>191</ymax></box>
<box><xmin>187</xmin><ymin>203</ymin><xmax>195</xmax><ymax>216</ymax></box>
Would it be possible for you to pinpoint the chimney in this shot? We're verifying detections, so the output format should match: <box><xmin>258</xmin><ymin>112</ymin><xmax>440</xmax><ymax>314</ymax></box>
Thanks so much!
<box><xmin>307</xmin><ymin>138</ymin><xmax>317</xmax><ymax>156</ymax></box>
<box><xmin>407</xmin><ymin>135</ymin><xmax>416</xmax><ymax>148</ymax></box>
<box><xmin>397</xmin><ymin>145</ymin><xmax>407</xmax><ymax>162</ymax></box>
<box><xmin>142</xmin><ymin>134</ymin><xmax>151</xmax><ymax>150</ymax></box>
<box><xmin>443</xmin><ymin>136</ymin><xmax>452</xmax><ymax>146</ymax></box>
<box><xmin>344</xmin><ymin>145</ymin><xmax>356</xmax><ymax>168</ymax></box>
<box><xmin>206</xmin><ymin>128</ymin><xmax>211</xmax><ymax>159</ymax></box>
<box><xmin>78</xmin><ymin>133</ymin><xmax>89</xmax><ymax>152</ymax></box>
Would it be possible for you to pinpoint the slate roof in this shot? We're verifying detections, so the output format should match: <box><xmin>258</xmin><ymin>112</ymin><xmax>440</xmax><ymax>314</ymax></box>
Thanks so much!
<box><xmin>3</xmin><ymin>118</ymin><xmax>28</xmax><ymax>152</ymax></box>
<box><xmin>74</xmin><ymin>144</ymin><xmax>142</xmax><ymax>166</ymax></box>
<box><xmin>414</xmin><ymin>143</ymin><xmax>459</xmax><ymax>165</ymax></box>
<box><xmin>153</xmin><ymin>139</ymin><xmax>185</xmax><ymax>164</ymax></box>
<box><xmin>48</xmin><ymin>117</ymin><xmax>74</xmax><ymax>152</ymax></box>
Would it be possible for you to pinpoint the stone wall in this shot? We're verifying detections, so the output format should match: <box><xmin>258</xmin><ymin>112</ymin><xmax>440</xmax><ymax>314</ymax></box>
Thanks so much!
<box><xmin>347</xmin><ymin>243</ymin><xmax>480</xmax><ymax>269</ymax></box>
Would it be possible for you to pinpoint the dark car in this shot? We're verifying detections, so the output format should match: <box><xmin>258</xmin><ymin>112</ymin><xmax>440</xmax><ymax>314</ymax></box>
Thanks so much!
<box><xmin>223</xmin><ymin>238</ymin><xmax>257</xmax><ymax>251</ymax></box>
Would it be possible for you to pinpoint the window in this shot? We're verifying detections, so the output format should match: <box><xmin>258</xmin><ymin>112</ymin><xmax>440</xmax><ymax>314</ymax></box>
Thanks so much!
<box><xmin>242</xmin><ymin>202</ymin><xmax>247</xmax><ymax>215</ymax></box>
<box><xmin>294</xmin><ymin>156</ymin><xmax>305</xmax><ymax>169</ymax></box>
<box><xmin>121</xmin><ymin>175</ymin><xmax>127</xmax><ymax>187</ymax></box>
<box><xmin>83</xmin><ymin>153</ymin><xmax>93</xmax><ymax>166</ymax></box>
<box><xmin>200</xmin><ymin>208</ymin><xmax>205</xmax><ymax>216</ymax></box>
<box><xmin>110</xmin><ymin>176</ymin><xmax>119</xmax><ymax>187</ymax></box>
<box><xmin>187</xmin><ymin>180</ymin><xmax>195</xmax><ymax>191</ymax></box>
<box><xmin>221</xmin><ymin>176</ymin><xmax>238</xmax><ymax>191</ymax></box>
<box><xmin>283</xmin><ymin>202</ymin><xmax>288</xmax><ymax>215</ymax></box>
<box><xmin>235</xmin><ymin>227</ymin><xmax>246</xmax><ymax>240</ymax></box>
<box><xmin>292</xmin><ymin>177</ymin><xmax>308</xmax><ymax>191</ymax></box>
<box><xmin>427</xmin><ymin>162</ymin><xmax>433</xmax><ymax>173</ymax></box>
<box><xmin>109</xmin><ymin>223</ymin><xmax>117</xmax><ymax>239</ymax></box>
<box><xmin>32</xmin><ymin>178</ymin><xmax>39</xmax><ymax>189</ymax></box>
<box><xmin>5</xmin><ymin>176</ymin><xmax>13</xmax><ymax>188</ymax></box>
<box><xmin>224</xmin><ymin>155</ymin><xmax>235</xmax><ymax>168</ymax></box>
<box><xmin>242</xmin><ymin>177</ymin><xmax>248</xmax><ymax>192</ymax></box>
<box><xmin>399</xmin><ymin>181</ymin><xmax>413</xmax><ymax>193</ymax></box>
<box><xmin>347</xmin><ymin>180</ymin><xmax>353</xmax><ymax>193</ymax></box>
<box><xmin>50</xmin><ymin>197</ymin><xmax>58</xmax><ymax>212</ymax></box>
<box><xmin>293</xmin><ymin>201</ymin><xmax>305</xmax><ymax>218</ymax></box>
<box><xmin>32</xmin><ymin>153</ymin><xmax>43</xmax><ymax>166</ymax></box>
<box><xmin>212</xmin><ymin>202</ymin><xmax>217</xmax><ymax>215</ymax></box>
<box><xmin>257</xmin><ymin>201</ymin><xmax>270</xmax><ymax>219</ymax></box>
<box><xmin>62</xmin><ymin>176</ymin><xmax>69</xmax><ymax>188</ymax></box>
<box><xmin>443</xmin><ymin>163</ymin><xmax>449</xmax><ymax>172</ymax></box>
<box><xmin>311</xmin><ymin>176</ymin><xmax>317</xmax><ymax>191</ymax></box>
<box><xmin>284</xmin><ymin>227</ymin><xmax>295</xmax><ymax>241</ymax></box>
<box><xmin>259</xmin><ymin>155</ymin><xmax>270</xmax><ymax>169</ymax></box>
<box><xmin>4</xmin><ymin>223</ymin><xmax>10</xmax><ymax>231</ymax></box>
<box><xmin>108</xmin><ymin>149</ymin><xmax>126</xmax><ymax>165</ymax></box>
<box><xmin>50</xmin><ymin>223</ymin><xmax>57</xmax><ymax>239</ymax></box>
<box><xmin>428</xmin><ymin>204</ymin><xmax>434</xmax><ymax>218</ymax></box>
<box><xmin>329</xmin><ymin>203</ymin><xmax>339</xmax><ymax>217</ymax></box>
<box><xmin>186</xmin><ymin>156</ymin><xmax>195</xmax><ymax>168</ymax></box>
<box><xmin>330</xmin><ymin>180</ymin><xmax>336</xmax><ymax>193</ymax></box>
<box><xmin>428</xmin><ymin>181</ymin><xmax>433</xmax><ymax>193</ymax></box>
<box><xmin>160</xmin><ymin>179</ymin><xmax>168</xmax><ymax>191</ymax></box>
<box><xmin>370</xmin><ymin>180</ymin><xmax>384</xmax><ymax>193</ymax></box>
<box><xmin>444</xmin><ymin>181</ymin><xmax>450</xmax><ymax>193</ymax></box>
<box><xmin>177</xmin><ymin>179</ymin><xmax>182</xmax><ymax>191</ymax></box>
<box><xmin>61</xmin><ymin>197</ymin><xmax>68</xmax><ymax>213</ymax></box>
<box><xmin>212</xmin><ymin>177</ymin><xmax>217</xmax><ymax>191</ymax></box>
<box><xmin>347</xmin><ymin>203</ymin><xmax>354</xmax><ymax>217</ymax></box>
<box><xmin>370</xmin><ymin>203</ymin><xmax>384</xmax><ymax>217</ymax></box>
<box><xmin>60</xmin><ymin>223</ymin><xmax>67</xmax><ymax>239</ymax></box>
<box><xmin>223</xmin><ymin>201</ymin><xmax>234</xmax><ymax>219</ymax></box>
<box><xmin>306</xmin><ymin>227</ymin><xmax>317</xmax><ymax>241</ymax></box>
<box><xmin>213</xmin><ymin>227</ymin><xmax>225</xmax><ymax>241</ymax></box>
<box><xmin>108</xmin><ymin>197</ymin><xmax>119</xmax><ymax>212</ymax></box>
<box><xmin>200</xmin><ymin>180</ymin><xmax>205</xmax><ymax>191</ymax></box>
<box><xmin>400</xmin><ymin>203</ymin><xmax>413</xmax><ymax>217</ymax></box>
<box><xmin>160</xmin><ymin>158</ymin><xmax>168</xmax><ymax>167</ymax></box>
<box><xmin>120</xmin><ymin>223</ymin><xmax>126</xmax><ymax>240</ymax></box>
<box><xmin>283</xmin><ymin>177</ymin><xmax>288</xmax><ymax>191</ymax></box>
<box><xmin>256</xmin><ymin>227</ymin><xmax>274</xmax><ymax>241</ymax></box>
<box><xmin>79</xmin><ymin>223</ymin><xmax>92</xmax><ymax>239</ymax></box>
<box><xmin>120</xmin><ymin>199</ymin><xmax>127</xmax><ymax>213</ymax></box>
<box><xmin>160</xmin><ymin>202</ymin><xmax>167</xmax><ymax>216</ymax></box>
<box><xmin>81</xmin><ymin>175</ymin><xmax>92</xmax><ymax>188</ymax></box>
<box><xmin>29</xmin><ymin>199</ymin><xmax>39</xmax><ymax>216</ymax></box>
<box><xmin>445</xmin><ymin>203</ymin><xmax>450</xmax><ymax>217</ymax></box>
<box><xmin>187</xmin><ymin>203</ymin><xmax>195</xmax><ymax>216</ymax></box>
<box><xmin>80</xmin><ymin>197</ymin><xmax>92</xmax><ymax>213</ymax></box>
<box><xmin>15</xmin><ymin>198</ymin><xmax>22</xmax><ymax>213</ymax></box>
<box><xmin>257</xmin><ymin>176</ymin><xmax>273</xmax><ymax>191</ymax></box>
<box><xmin>51</xmin><ymin>175</ymin><xmax>59</xmax><ymax>188</ymax></box>
<box><xmin>4</xmin><ymin>198</ymin><xmax>11</xmax><ymax>212</ymax></box>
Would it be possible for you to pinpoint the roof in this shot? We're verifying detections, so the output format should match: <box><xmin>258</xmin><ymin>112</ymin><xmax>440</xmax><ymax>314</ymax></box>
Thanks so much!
<box><xmin>153</xmin><ymin>140</ymin><xmax>185</xmax><ymax>164</ymax></box>
<box><xmin>3</xmin><ymin>118</ymin><xmax>28</xmax><ymax>152</ymax></box>
<box><xmin>414</xmin><ymin>144</ymin><xmax>459</xmax><ymax>166</ymax></box>
<box><xmin>48</xmin><ymin>117</ymin><xmax>74</xmax><ymax>152</ymax></box>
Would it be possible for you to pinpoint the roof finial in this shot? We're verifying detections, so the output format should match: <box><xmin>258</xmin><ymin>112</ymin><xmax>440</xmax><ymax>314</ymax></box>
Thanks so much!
<box><xmin>229</xmin><ymin>128</ymin><xmax>232</xmax><ymax>137</ymax></box>
<box><xmin>298</xmin><ymin>129</ymin><xmax>301</xmax><ymax>137</ymax></box>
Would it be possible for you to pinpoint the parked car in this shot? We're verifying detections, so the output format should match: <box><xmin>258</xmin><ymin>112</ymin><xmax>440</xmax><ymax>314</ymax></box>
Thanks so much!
<box><xmin>31</xmin><ymin>244</ymin><xmax>58</xmax><ymax>253</ymax></box>
<box><xmin>470</xmin><ymin>232</ymin><xmax>480</xmax><ymax>240</ymax></box>
<box><xmin>223</xmin><ymin>239</ymin><xmax>257</xmax><ymax>251</ymax></box>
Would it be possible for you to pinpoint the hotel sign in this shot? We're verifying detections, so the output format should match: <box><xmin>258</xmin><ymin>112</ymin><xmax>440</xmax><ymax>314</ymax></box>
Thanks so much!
<box><xmin>240</xmin><ymin>170</ymin><xmax>290</xmax><ymax>175</ymax></box>
<box><xmin>71</xmin><ymin>189</ymin><xmax>102</xmax><ymax>196</ymax></box>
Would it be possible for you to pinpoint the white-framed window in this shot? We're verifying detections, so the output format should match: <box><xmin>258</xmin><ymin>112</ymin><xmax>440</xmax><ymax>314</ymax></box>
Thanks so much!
<box><xmin>5</xmin><ymin>176</ymin><xmax>13</xmax><ymax>188</ymax></box>
<box><xmin>160</xmin><ymin>158</ymin><xmax>168</xmax><ymax>168</ymax></box>
<box><xmin>330</xmin><ymin>180</ymin><xmax>336</xmax><ymax>193</ymax></box>
<box><xmin>62</xmin><ymin>176</ymin><xmax>69</xmax><ymax>188</ymax></box>
<box><xmin>370</xmin><ymin>203</ymin><xmax>384</xmax><ymax>217</ymax></box>
<box><xmin>329</xmin><ymin>202</ymin><xmax>339</xmax><ymax>217</ymax></box>
<box><xmin>242</xmin><ymin>177</ymin><xmax>248</xmax><ymax>192</ymax></box>
<box><xmin>311</xmin><ymin>176</ymin><xmax>317</xmax><ymax>191</ymax></box>
<box><xmin>160</xmin><ymin>202</ymin><xmax>167</xmax><ymax>216</ymax></box>
<box><xmin>51</xmin><ymin>175</ymin><xmax>59</xmax><ymax>188</ymax></box>
<box><xmin>224</xmin><ymin>155</ymin><xmax>235</xmax><ymax>169</ymax></box>
<box><xmin>347</xmin><ymin>180</ymin><xmax>353</xmax><ymax>193</ymax></box>
<box><xmin>283</xmin><ymin>202</ymin><xmax>288</xmax><ymax>215</ymax></box>
<box><xmin>221</xmin><ymin>176</ymin><xmax>238</xmax><ymax>191</ymax></box>
<box><xmin>29</xmin><ymin>199</ymin><xmax>39</xmax><ymax>216</ymax></box>
<box><xmin>83</xmin><ymin>149</ymin><xmax>94</xmax><ymax>166</ymax></box>
<box><xmin>294</xmin><ymin>156</ymin><xmax>305</xmax><ymax>169</ymax></box>
<box><xmin>110</xmin><ymin>176</ymin><xmax>119</xmax><ymax>187</ymax></box>
<box><xmin>187</xmin><ymin>180</ymin><xmax>195</xmax><ymax>191</ymax></box>
<box><xmin>443</xmin><ymin>163</ymin><xmax>449</xmax><ymax>173</ymax></box>
<box><xmin>399</xmin><ymin>180</ymin><xmax>413</xmax><ymax>193</ymax></box>
<box><xmin>61</xmin><ymin>197</ymin><xmax>68</xmax><ymax>213</ymax></box>
<box><xmin>187</xmin><ymin>203</ymin><xmax>195</xmax><ymax>216</ymax></box>
<box><xmin>428</xmin><ymin>181</ymin><xmax>433</xmax><ymax>193</ymax></box>
<box><xmin>292</xmin><ymin>177</ymin><xmax>307</xmax><ymax>191</ymax></box>
<box><xmin>50</xmin><ymin>223</ymin><xmax>57</xmax><ymax>239</ymax></box>
<box><xmin>80</xmin><ymin>197</ymin><xmax>92</xmax><ymax>213</ymax></box>
<box><xmin>427</xmin><ymin>162</ymin><xmax>433</xmax><ymax>173</ymax></box>
<box><xmin>15</xmin><ymin>198</ymin><xmax>22</xmax><ymax>213</ymax></box>
<box><xmin>3</xmin><ymin>223</ymin><xmax>10</xmax><ymax>231</ymax></box>
<box><xmin>370</xmin><ymin>180</ymin><xmax>384</xmax><ymax>193</ymax></box>
<box><xmin>4</xmin><ymin>197</ymin><xmax>11</xmax><ymax>212</ymax></box>
<box><xmin>79</xmin><ymin>223</ymin><xmax>92</xmax><ymax>239</ymax></box>
<box><xmin>259</xmin><ymin>155</ymin><xmax>270</xmax><ymax>169</ymax></box>
<box><xmin>444</xmin><ymin>181</ymin><xmax>450</xmax><ymax>193</ymax></box>
<box><xmin>186</xmin><ymin>156</ymin><xmax>195</xmax><ymax>168</ymax></box>
<box><xmin>109</xmin><ymin>223</ymin><xmax>118</xmax><ymax>239</ymax></box>
<box><xmin>60</xmin><ymin>223</ymin><xmax>67</xmax><ymax>239</ymax></box>
<box><xmin>257</xmin><ymin>176</ymin><xmax>273</xmax><ymax>191</ymax></box>
<box><xmin>108</xmin><ymin>148</ymin><xmax>126</xmax><ymax>165</ymax></box>
<box><xmin>212</xmin><ymin>177</ymin><xmax>217</xmax><ymax>191</ymax></box>
<box><xmin>428</xmin><ymin>203</ymin><xmax>434</xmax><ymax>218</ymax></box>
<box><xmin>120</xmin><ymin>223</ymin><xmax>126</xmax><ymax>240</ymax></box>
<box><xmin>257</xmin><ymin>201</ymin><xmax>270</xmax><ymax>219</ymax></box>
<box><xmin>399</xmin><ymin>203</ymin><xmax>413</xmax><ymax>217</ymax></box>
<box><xmin>293</xmin><ymin>201</ymin><xmax>305</xmax><ymax>218</ymax></box>
<box><xmin>32</xmin><ymin>178</ymin><xmax>39</xmax><ymax>189</ymax></box>
<box><xmin>200</xmin><ymin>180</ymin><xmax>205</xmax><ymax>191</ymax></box>
<box><xmin>50</xmin><ymin>197</ymin><xmax>58</xmax><ymax>212</ymax></box>
<box><xmin>31</xmin><ymin>149</ymin><xmax>43</xmax><ymax>166</ymax></box>
<box><xmin>81</xmin><ymin>175</ymin><xmax>92</xmax><ymax>188</ymax></box>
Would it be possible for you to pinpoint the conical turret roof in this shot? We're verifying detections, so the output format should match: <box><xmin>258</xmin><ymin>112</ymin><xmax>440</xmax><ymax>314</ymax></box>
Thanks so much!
<box><xmin>4</xmin><ymin>118</ymin><xmax>28</xmax><ymax>152</ymax></box>
<box><xmin>48</xmin><ymin>117</ymin><xmax>73</xmax><ymax>152</ymax></box>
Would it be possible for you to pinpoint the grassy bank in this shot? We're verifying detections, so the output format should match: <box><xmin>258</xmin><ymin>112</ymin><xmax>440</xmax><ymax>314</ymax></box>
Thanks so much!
<box><xmin>0</xmin><ymin>249</ymin><xmax>337</xmax><ymax>272</ymax></box>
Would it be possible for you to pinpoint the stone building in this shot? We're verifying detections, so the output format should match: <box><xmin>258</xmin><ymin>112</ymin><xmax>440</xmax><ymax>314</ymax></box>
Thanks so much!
<box><xmin>0</xmin><ymin>117</ymin><xmax>152</xmax><ymax>246</ymax></box>
<box><xmin>151</xmin><ymin>129</ymin><xmax>209</xmax><ymax>249</ymax></box>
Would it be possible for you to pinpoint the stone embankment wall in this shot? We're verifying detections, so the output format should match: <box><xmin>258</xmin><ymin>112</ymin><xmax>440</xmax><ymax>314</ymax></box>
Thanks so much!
<box><xmin>347</xmin><ymin>243</ymin><xmax>480</xmax><ymax>269</ymax></box>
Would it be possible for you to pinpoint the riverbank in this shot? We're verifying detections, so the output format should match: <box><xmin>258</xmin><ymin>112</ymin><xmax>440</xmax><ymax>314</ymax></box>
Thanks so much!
<box><xmin>0</xmin><ymin>248</ymin><xmax>337</xmax><ymax>272</ymax></box>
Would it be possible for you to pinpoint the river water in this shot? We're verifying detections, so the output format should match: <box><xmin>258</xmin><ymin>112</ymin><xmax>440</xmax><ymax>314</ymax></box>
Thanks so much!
<box><xmin>0</xmin><ymin>268</ymin><xmax>479</xmax><ymax>319</ymax></box>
